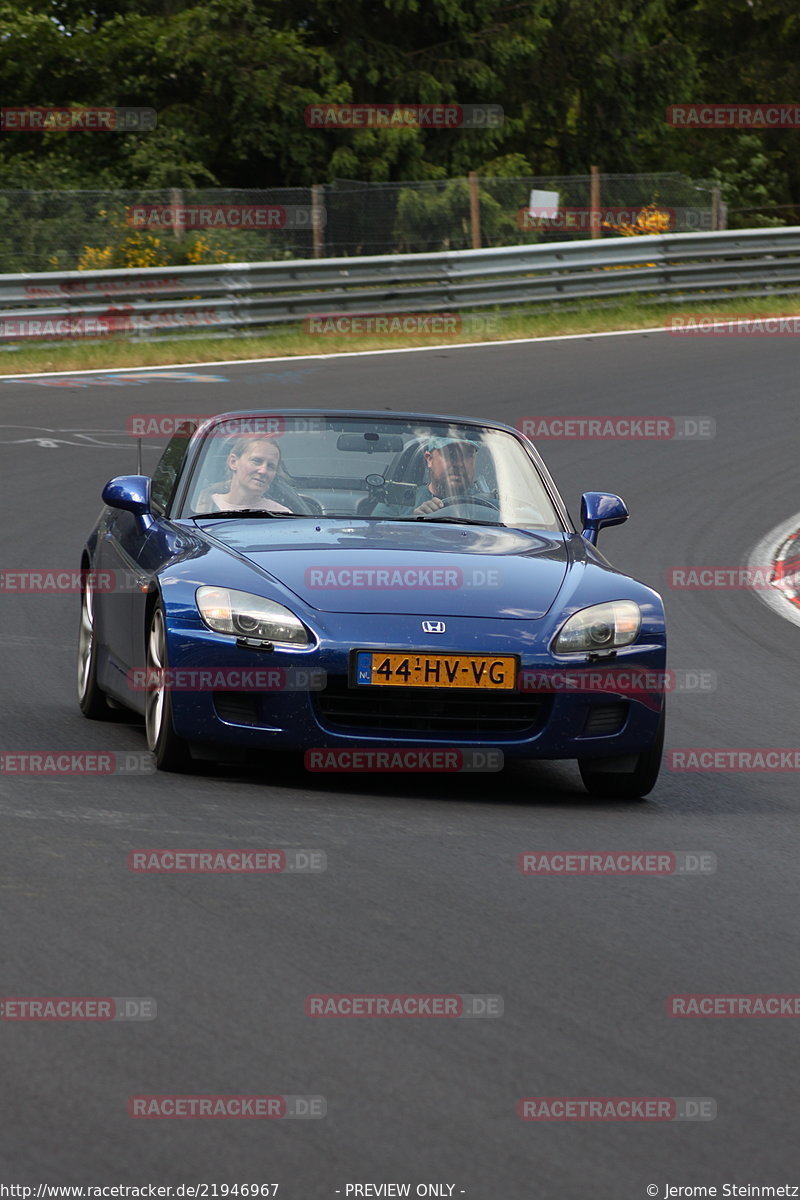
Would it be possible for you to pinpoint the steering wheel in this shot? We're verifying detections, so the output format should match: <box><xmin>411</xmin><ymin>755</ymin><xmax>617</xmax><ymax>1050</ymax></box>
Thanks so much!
<box><xmin>424</xmin><ymin>494</ymin><xmax>501</xmax><ymax>513</ymax></box>
<box><xmin>296</xmin><ymin>493</ymin><xmax>325</xmax><ymax>516</ymax></box>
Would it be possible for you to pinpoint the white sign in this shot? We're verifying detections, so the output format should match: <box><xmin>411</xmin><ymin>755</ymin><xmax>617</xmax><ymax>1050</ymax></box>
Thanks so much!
<box><xmin>528</xmin><ymin>189</ymin><xmax>560</xmax><ymax>219</ymax></box>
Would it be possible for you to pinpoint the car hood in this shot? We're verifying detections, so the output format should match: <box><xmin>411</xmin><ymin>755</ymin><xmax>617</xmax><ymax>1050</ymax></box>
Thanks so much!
<box><xmin>197</xmin><ymin>519</ymin><xmax>570</xmax><ymax>618</ymax></box>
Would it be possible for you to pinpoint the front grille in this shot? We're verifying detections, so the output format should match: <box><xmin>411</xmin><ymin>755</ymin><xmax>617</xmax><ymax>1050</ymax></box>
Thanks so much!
<box><xmin>581</xmin><ymin>702</ymin><xmax>629</xmax><ymax>736</ymax></box>
<box><xmin>315</xmin><ymin>679</ymin><xmax>549</xmax><ymax>738</ymax></box>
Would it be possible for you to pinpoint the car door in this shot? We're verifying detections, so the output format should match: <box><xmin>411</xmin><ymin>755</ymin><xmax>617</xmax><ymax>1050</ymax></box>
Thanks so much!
<box><xmin>100</xmin><ymin>424</ymin><xmax>197</xmax><ymax>694</ymax></box>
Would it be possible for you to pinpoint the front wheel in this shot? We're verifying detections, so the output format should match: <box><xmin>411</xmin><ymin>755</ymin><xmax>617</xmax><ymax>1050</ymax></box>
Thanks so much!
<box><xmin>145</xmin><ymin>603</ymin><xmax>193</xmax><ymax>773</ymax></box>
<box><xmin>77</xmin><ymin>571</ymin><xmax>115</xmax><ymax>719</ymax></box>
<box><xmin>578</xmin><ymin>708</ymin><xmax>665</xmax><ymax>800</ymax></box>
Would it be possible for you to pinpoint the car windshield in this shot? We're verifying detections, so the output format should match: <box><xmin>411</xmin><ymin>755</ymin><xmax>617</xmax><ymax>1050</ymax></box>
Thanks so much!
<box><xmin>180</xmin><ymin>414</ymin><xmax>562</xmax><ymax>530</ymax></box>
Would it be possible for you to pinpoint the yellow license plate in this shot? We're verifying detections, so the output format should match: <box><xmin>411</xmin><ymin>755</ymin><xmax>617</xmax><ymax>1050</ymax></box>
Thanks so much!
<box><xmin>355</xmin><ymin>651</ymin><xmax>517</xmax><ymax>690</ymax></box>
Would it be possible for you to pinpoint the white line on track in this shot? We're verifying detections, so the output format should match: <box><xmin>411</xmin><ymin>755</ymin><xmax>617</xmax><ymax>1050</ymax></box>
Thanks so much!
<box><xmin>749</xmin><ymin>511</ymin><xmax>800</xmax><ymax>629</ymax></box>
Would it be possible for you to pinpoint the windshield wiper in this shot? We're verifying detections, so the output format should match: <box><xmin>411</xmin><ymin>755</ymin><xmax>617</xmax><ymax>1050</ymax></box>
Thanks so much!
<box><xmin>194</xmin><ymin>509</ymin><xmax>298</xmax><ymax>519</ymax></box>
<box><xmin>412</xmin><ymin>515</ymin><xmax>506</xmax><ymax>527</ymax></box>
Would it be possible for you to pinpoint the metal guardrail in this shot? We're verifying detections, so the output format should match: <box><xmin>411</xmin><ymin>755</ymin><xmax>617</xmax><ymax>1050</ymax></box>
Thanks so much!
<box><xmin>1</xmin><ymin>227</ymin><xmax>800</xmax><ymax>342</ymax></box>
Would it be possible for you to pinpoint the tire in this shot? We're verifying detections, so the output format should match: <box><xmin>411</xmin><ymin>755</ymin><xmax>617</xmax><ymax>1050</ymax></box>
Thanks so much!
<box><xmin>77</xmin><ymin>570</ymin><xmax>116</xmax><ymax>720</ymax></box>
<box><xmin>145</xmin><ymin>603</ymin><xmax>194</xmax><ymax>773</ymax></box>
<box><xmin>578</xmin><ymin>707</ymin><xmax>665</xmax><ymax>800</ymax></box>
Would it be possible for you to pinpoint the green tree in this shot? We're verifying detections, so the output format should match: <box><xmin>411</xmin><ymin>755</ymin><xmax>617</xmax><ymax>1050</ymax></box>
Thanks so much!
<box><xmin>1</xmin><ymin>0</ymin><xmax>799</xmax><ymax>220</ymax></box>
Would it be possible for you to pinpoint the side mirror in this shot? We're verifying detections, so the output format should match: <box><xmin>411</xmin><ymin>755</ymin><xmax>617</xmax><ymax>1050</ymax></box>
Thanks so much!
<box><xmin>102</xmin><ymin>475</ymin><xmax>152</xmax><ymax>519</ymax></box>
<box><xmin>580</xmin><ymin>491</ymin><xmax>628</xmax><ymax>545</ymax></box>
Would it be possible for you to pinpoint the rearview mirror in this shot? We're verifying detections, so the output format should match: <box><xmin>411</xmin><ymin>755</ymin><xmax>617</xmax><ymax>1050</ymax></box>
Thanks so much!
<box><xmin>580</xmin><ymin>491</ymin><xmax>628</xmax><ymax>545</ymax></box>
<box><xmin>337</xmin><ymin>433</ymin><xmax>405</xmax><ymax>453</ymax></box>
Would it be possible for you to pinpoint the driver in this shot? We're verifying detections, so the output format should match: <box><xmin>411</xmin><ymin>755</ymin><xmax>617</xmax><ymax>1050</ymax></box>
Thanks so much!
<box><xmin>413</xmin><ymin>436</ymin><xmax>481</xmax><ymax>514</ymax></box>
<box><xmin>371</xmin><ymin>435</ymin><xmax>486</xmax><ymax>516</ymax></box>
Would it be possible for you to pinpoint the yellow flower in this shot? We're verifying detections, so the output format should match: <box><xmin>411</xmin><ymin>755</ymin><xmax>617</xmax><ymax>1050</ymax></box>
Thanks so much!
<box><xmin>78</xmin><ymin>245</ymin><xmax>115</xmax><ymax>271</ymax></box>
<box><xmin>606</xmin><ymin>203</ymin><xmax>672</xmax><ymax>238</ymax></box>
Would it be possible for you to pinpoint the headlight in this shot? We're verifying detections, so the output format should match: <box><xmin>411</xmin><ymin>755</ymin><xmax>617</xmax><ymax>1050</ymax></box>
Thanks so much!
<box><xmin>196</xmin><ymin>586</ymin><xmax>310</xmax><ymax>646</ymax></box>
<box><xmin>553</xmin><ymin>600</ymin><xmax>641</xmax><ymax>654</ymax></box>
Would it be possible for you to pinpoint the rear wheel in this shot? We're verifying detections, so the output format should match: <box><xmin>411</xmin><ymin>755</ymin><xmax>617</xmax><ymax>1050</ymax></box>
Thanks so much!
<box><xmin>145</xmin><ymin>604</ymin><xmax>193</xmax><ymax>773</ymax></box>
<box><xmin>77</xmin><ymin>571</ymin><xmax>115</xmax><ymax>719</ymax></box>
<box><xmin>578</xmin><ymin>708</ymin><xmax>665</xmax><ymax>800</ymax></box>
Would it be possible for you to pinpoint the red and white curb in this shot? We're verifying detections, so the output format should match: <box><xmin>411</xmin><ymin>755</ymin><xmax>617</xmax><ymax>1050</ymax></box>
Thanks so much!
<box><xmin>749</xmin><ymin>513</ymin><xmax>800</xmax><ymax>627</ymax></box>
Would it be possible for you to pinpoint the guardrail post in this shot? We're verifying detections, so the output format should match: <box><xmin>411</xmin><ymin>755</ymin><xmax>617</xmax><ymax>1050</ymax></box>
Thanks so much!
<box><xmin>469</xmin><ymin>172</ymin><xmax>481</xmax><ymax>249</ymax></box>
<box><xmin>170</xmin><ymin>188</ymin><xmax>184</xmax><ymax>241</ymax></box>
<box><xmin>590</xmin><ymin>166</ymin><xmax>601</xmax><ymax>239</ymax></box>
<box><xmin>312</xmin><ymin>185</ymin><xmax>325</xmax><ymax>258</ymax></box>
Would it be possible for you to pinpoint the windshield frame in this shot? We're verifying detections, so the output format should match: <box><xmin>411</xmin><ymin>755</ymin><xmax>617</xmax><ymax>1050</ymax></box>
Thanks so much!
<box><xmin>170</xmin><ymin>410</ymin><xmax>572</xmax><ymax>533</ymax></box>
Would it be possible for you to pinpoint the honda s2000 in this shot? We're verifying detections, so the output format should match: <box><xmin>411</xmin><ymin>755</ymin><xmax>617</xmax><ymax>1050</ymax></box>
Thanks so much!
<box><xmin>77</xmin><ymin>410</ymin><xmax>666</xmax><ymax>797</ymax></box>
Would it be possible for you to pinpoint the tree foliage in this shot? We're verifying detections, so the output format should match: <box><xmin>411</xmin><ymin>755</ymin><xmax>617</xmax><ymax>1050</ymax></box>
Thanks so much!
<box><xmin>0</xmin><ymin>0</ymin><xmax>796</xmax><ymax>212</ymax></box>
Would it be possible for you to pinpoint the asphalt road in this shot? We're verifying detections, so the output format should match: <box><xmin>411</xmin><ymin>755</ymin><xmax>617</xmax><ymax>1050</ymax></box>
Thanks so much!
<box><xmin>1</xmin><ymin>332</ymin><xmax>798</xmax><ymax>1198</ymax></box>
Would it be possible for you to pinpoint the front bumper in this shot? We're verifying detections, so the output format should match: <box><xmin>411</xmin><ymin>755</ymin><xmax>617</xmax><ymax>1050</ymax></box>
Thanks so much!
<box><xmin>156</xmin><ymin>611</ymin><xmax>666</xmax><ymax>761</ymax></box>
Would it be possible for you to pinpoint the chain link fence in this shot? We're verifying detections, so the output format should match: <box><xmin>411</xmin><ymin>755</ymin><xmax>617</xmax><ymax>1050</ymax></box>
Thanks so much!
<box><xmin>0</xmin><ymin>173</ymin><xmax>720</xmax><ymax>273</ymax></box>
<box><xmin>727</xmin><ymin>204</ymin><xmax>800</xmax><ymax>228</ymax></box>
<box><xmin>324</xmin><ymin>173</ymin><xmax>720</xmax><ymax>255</ymax></box>
<box><xmin>0</xmin><ymin>187</ymin><xmax>318</xmax><ymax>275</ymax></box>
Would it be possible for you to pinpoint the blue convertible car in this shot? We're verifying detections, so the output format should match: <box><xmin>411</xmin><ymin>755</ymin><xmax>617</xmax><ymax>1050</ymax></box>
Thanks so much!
<box><xmin>77</xmin><ymin>410</ymin><xmax>666</xmax><ymax>797</ymax></box>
